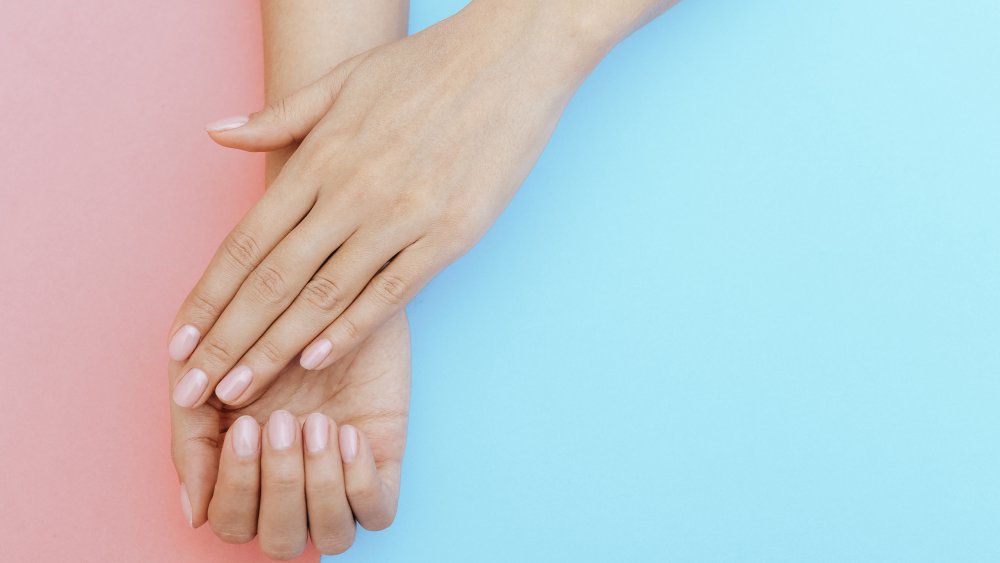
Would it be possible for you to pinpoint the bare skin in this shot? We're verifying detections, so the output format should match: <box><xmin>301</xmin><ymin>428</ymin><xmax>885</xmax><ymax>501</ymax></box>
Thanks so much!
<box><xmin>167</xmin><ymin>0</ymin><xmax>680</xmax><ymax>410</ymax></box>
<box><xmin>169</xmin><ymin>1</ymin><xmax>410</xmax><ymax>558</ymax></box>
<box><xmin>175</xmin><ymin>314</ymin><xmax>410</xmax><ymax>558</ymax></box>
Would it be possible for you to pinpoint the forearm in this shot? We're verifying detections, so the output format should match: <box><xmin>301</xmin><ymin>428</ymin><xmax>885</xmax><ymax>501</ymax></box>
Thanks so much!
<box><xmin>261</xmin><ymin>0</ymin><xmax>408</xmax><ymax>185</ymax></box>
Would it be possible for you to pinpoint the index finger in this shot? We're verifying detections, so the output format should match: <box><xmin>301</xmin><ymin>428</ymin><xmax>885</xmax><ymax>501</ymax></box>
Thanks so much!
<box><xmin>166</xmin><ymin>180</ymin><xmax>315</xmax><ymax>362</ymax></box>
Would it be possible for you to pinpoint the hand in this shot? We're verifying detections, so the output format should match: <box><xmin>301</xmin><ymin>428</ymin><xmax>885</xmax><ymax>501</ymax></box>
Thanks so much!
<box><xmin>171</xmin><ymin>312</ymin><xmax>410</xmax><ymax>559</ymax></box>
<box><xmin>166</xmin><ymin>1</ymin><xmax>616</xmax><ymax>409</ymax></box>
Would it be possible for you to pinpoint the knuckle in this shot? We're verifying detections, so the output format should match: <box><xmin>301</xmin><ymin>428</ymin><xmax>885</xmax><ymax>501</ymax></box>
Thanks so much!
<box><xmin>266</xmin><ymin>470</ymin><xmax>303</xmax><ymax>491</ymax></box>
<box><xmin>248</xmin><ymin>264</ymin><xmax>289</xmax><ymax>305</ymax></box>
<box><xmin>371</xmin><ymin>273</ymin><xmax>408</xmax><ymax>306</ymax></box>
<box><xmin>345</xmin><ymin>477</ymin><xmax>380</xmax><ymax>505</ymax></box>
<box><xmin>338</xmin><ymin>317</ymin><xmax>362</xmax><ymax>342</ymax></box>
<box><xmin>209</xmin><ymin>523</ymin><xmax>255</xmax><ymax>545</ymax></box>
<box><xmin>361</xmin><ymin>509</ymin><xmax>397</xmax><ymax>531</ymax></box>
<box><xmin>301</xmin><ymin>275</ymin><xmax>344</xmax><ymax>313</ymax></box>
<box><xmin>312</xmin><ymin>531</ymin><xmax>355</xmax><ymax>555</ymax></box>
<box><xmin>221</xmin><ymin>475</ymin><xmax>259</xmax><ymax>497</ymax></box>
<box><xmin>187</xmin><ymin>292</ymin><xmax>221</xmax><ymax>321</ymax></box>
<box><xmin>223</xmin><ymin>229</ymin><xmax>262</xmax><ymax>271</ymax></box>
<box><xmin>264</xmin><ymin>97</ymin><xmax>294</xmax><ymax>126</ymax></box>
<box><xmin>439</xmin><ymin>213</ymin><xmax>482</xmax><ymax>250</ymax></box>
<box><xmin>260</xmin><ymin>537</ymin><xmax>305</xmax><ymax>561</ymax></box>
<box><xmin>254</xmin><ymin>337</ymin><xmax>284</xmax><ymax>365</ymax></box>
<box><xmin>306</xmin><ymin>474</ymin><xmax>343</xmax><ymax>496</ymax></box>
<box><xmin>201</xmin><ymin>335</ymin><xmax>234</xmax><ymax>364</ymax></box>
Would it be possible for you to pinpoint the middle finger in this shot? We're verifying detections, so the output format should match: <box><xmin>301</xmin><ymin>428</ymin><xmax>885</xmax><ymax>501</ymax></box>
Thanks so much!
<box><xmin>259</xmin><ymin>410</ymin><xmax>308</xmax><ymax>560</ymax></box>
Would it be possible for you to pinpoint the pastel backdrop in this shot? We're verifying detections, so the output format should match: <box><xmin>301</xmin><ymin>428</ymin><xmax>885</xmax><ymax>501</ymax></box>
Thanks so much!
<box><xmin>0</xmin><ymin>1</ymin><xmax>997</xmax><ymax>562</ymax></box>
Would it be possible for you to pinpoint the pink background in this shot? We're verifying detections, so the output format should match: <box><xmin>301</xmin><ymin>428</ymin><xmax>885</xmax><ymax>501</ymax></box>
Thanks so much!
<box><xmin>0</xmin><ymin>1</ymin><xmax>318</xmax><ymax>560</ymax></box>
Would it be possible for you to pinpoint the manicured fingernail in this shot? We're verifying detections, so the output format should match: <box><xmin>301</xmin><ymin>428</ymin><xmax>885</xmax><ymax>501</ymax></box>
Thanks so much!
<box><xmin>304</xmin><ymin>413</ymin><xmax>329</xmax><ymax>453</ymax></box>
<box><xmin>268</xmin><ymin>410</ymin><xmax>296</xmax><ymax>450</ymax></box>
<box><xmin>231</xmin><ymin>416</ymin><xmax>260</xmax><ymax>458</ymax></box>
<box><xmin>206</xmin><ymin>115</ymin><xmax>249</xmax><ymax>131</ymax></box>
<box><xmin>216</xmin><ymin>365</ymin><xmax>252</xmax><ymax>403</ymax></box>
<box><xmin>179</xmin><ymin>484</ymin><xmax>193</xmax><ymax>528</ymax></box>
<box><xmin>168</xmin><ymin>325</ymin><xmax>200</xmax><ymax>361</ymax></box>
<box><xmin>300</xmin><ymin>339</ymin><xmax>332</xmax><ymax>370</ymax></box>
<box><xmin>339</xmin><ymin>425</ymin><xmax>358</xmax><ymax>463</ymax></box>
<box><xmin>172</xmin><ymin>368</ymin><xmax>208</xmax><ymax>408</ymax></box>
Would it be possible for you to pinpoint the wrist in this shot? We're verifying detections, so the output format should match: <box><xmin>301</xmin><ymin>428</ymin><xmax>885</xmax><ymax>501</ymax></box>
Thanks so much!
<box><xmin>458</xmin><ymin>0</ymin><xmax>614</xmax><ymax>89</ymax></box>
<box><xmin>464</xmin><ymin>0</ymin><xmax>666</xmax><ymax>63</ymax></box>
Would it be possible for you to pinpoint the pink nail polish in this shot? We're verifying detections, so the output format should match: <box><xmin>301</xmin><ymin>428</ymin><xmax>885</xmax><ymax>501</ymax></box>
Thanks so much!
<box><xmin>304</xmin><ymin>413</ymin><xmax>329</xmax><ymax>454</ymax></box>
<box><xmin>206</xmin><ymin>115</ymin><xmax>249</xmax><ymax>132</ymax></box>
<box><xmin>168</xmin><ymin>325</ymin><xmax>200</xmax><ymax>361</ymax></box>
<box><xmin>172</xmin><ymin>368</ymin><xmax>208</xmax><ymax>408</ymax></box>
<box><xmin>216</xmin><ymin>365</ymin><xmax>252</xmax><ymax>403</ymax></box>
<box><xmin>300</xmin><ymin>339</ymin><xmax>332</xmax><ymax>370</ymax></box>
<box><xmin>179</xmin><ymin>484</ymin><xmax>193</xmax><ymax>528</ymax></box>
<box><xmin>268</xmin><ymin>410</ymin><xmax>296</xmax><ymax>450</ymax></box>
<box><xmin>339</xmin><ymin>425</ymin><xmax>358</xmax><ymax>463</ymax></box>
<box><xmin>231</xmin><ymin>416</ymin><xmax>259</xmax><ymax>458</ymax></box>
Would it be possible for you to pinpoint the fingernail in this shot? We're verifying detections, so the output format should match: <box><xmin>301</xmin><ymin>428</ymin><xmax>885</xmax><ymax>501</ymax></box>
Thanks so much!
<box><xmin>268</xmin><ymin>410</ymin><xmax>296</xmax><ymax>450</ymax></box>
<box><xmin>216</xmin><ymin>365</ymin><xmax>252</xmax><ymax>403</ymax></box>
<box><xmin>168</xmin><ymin>325</ymin><xmax>200</xmax><ymax>361</ymax></box>
<box><xmin>172</xmin><ymin>368</ymin><xmax>208</xmax><ymax>408</ymax></box>
<box><xmin>206</xmin><ymin>115</ymin><xmax>249</xmax><ymax>131</ymax></box>
<box><xmin>339</xmin><ymin>425</ymin><xmax>358</xmax><ymax>463</ymax></box>
<box><xmin>300</xmin><ymin>339</ymin><xmax>332</xmax><ymax>370</ymax></box>
<box><xmin>231</xmin><ymin>416</ymin><xmax>260</xmax><ymax>458</ymax></box>
<box><xmin>304</xmin><ymin>413</ymin><xmax>329</xmax><ymax>453</ymax></box>
<box><xmin>179</xmin><ymin>484</ymin><xmax>193</xmax><ymax>528</ymax></box>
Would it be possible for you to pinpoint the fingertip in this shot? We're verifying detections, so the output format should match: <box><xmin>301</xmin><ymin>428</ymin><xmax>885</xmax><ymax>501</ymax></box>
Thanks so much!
<box><xmin>338</xmin><ymin>424</ymin><xmax>359</xmax><ymax>464</ymax></box>
<box><xmin>300</xmin><ymin>339</ymin><xmax>333</xmax><ymax>370</ymax></box>
<box><xmin>267</xmin><ymin>410</ymin><xmax>299</xmax><ymax>451</ymax></box>
<box><xmin>304</xmin><ymin>412</ymin><xmax>332</xmax><ymax>454</ymax></box>
<box><xmin>230</xmin><ymin>415</ymin><xmax>262</xmax><ymax>459</ymax></box>
<box><xmin>179</xmin><ymin>484</ymin><xmax>193</xmax><ymax>528</ymax></box>
<box><xmin>205</xmin><ymin>115</ymin><xmax>249</xmax><ymax>133</ymax></box>
<box><xmin>182</xmin><ymin>480</ymin><xmax>212</xmax><ymax>529</ymax></box>
<box><xmin>215</xmin><ymin>365</ymin><xmax>253</xmax><ymax>405</ymax></box>
<box><xmin>168</xmin><ymin>324</ymin><xmax>201</xmax><ymax>362</ymax></box>
<box><xmin>172</xmin><ymin>368</ymin><xmax>209</xmax><ymax>409</ymax></box>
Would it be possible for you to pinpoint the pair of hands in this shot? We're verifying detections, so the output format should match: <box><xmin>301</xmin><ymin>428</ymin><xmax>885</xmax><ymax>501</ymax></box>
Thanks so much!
<box><xmin>168</xmin><ymin>0</ymin><xmax>671</xmax><ymax>557</ymax></box>
<box><xmin>171</xmin><ymin>9</ymin><xmax>590</xmax><ymax>555</ymax></box>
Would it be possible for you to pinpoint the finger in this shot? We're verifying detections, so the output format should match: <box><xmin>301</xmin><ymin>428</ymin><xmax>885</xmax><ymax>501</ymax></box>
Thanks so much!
<box><xmin>307</xmin><ymin>240</ymin><xmax>440</xmax><ymax>371</ymax></box>
<box><xmin>303</xmin><ymin>413</ymin><xmax>356</xmax><ymax>555</ymax></box>
<box><xmin>339</xmin><ymin>424</ymin><xmax>401</xmax><ymax>531</ymax></box>
<box><xmin>177</xmin><ymin>212</ymin><xmax>353</xmax><ymax>408</ymax></box>
<box><xmin>259</xmin><ymin>410</ymin><xmax>308</xmax><ymax>560</ymax></box>
<box><xmin>214</xmin><ymin>227</ymin><xmax>408</xmax><ymax>407</ymax></box>
<box><xmin>207</xmin><ymin>416</ymin><xmax>261</xmax><ymax>544</ymax></box>
<box><xmin>166</xmin><ymin>180</ymin><xmax>315</xmax><ymax>365</ymax></box>
<box><xmin>169</xmin><ymin>397</ymin><xmax>222</xmax><ymax>529</ymax></box>
<box><xmin>205</xmin><ymin>54</ymin><xmax>366</xmax><ymax>152</ymax></box>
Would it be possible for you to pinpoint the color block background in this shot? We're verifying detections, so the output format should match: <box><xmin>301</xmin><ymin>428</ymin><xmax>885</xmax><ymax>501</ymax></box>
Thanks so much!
<box><xmin>0</xmin><ymin>1</ymin><xmax>997</xmax><ymax>562</ymax></box>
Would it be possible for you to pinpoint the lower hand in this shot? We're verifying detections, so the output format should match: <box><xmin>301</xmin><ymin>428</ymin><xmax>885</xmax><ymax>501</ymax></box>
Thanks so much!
<box><xmin>171</xmin><ymin>312</ymin><xmax>410</xmax><ymax>559</ymax></box>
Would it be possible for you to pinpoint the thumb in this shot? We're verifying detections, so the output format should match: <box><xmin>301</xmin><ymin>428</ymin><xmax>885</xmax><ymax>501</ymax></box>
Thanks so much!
<box><xmin>204</xmin><ymin>55</ymin><xmax>363</xmax><ymax>152</ymax></box>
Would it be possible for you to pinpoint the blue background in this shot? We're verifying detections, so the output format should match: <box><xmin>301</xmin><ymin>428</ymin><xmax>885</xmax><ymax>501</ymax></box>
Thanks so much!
<box><xmin>331</xmin><ymin>1</ymin><xmax>1000</xmax><ymax>561</ymax></box>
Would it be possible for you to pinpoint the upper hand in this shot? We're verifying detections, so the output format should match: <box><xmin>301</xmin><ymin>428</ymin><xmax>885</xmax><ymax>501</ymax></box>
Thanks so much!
<box><xmin>167</xmin><ymin>3</ymin><xmax>600</xmax><ymax>408</ymax></box>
